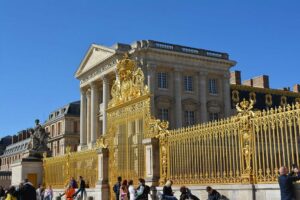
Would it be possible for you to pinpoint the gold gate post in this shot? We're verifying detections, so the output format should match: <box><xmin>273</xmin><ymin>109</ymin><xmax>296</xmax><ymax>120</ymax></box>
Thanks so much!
<box><xmin>148</xmin><ymin>118</ymin><xmax>170</xmax><ymax>186</ymax></box>
<box><xmin>236</xmin><ymin>99</ymin><xmax>255</xmax><ymax>184</ymax></box>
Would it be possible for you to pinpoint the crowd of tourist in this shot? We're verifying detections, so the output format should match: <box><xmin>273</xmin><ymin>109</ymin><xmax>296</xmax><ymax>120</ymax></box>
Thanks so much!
<box><xmin>0</xmin><ymin>178</ymin><xmax>49</xmax><ymax>200</ymax></box>
<box><xmin>112</xmin><ymin>176</ymin><xmax>228</xmax><ymax>200</ymax></box>
<box><xmin>2</xmin><ymin>165</ymin><xmax>300</xmax><ymax>200</ymax></box>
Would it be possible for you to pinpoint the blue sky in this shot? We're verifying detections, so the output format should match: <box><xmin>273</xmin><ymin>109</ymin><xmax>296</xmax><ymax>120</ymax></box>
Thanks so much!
<box><xmin>1</xmin><ymin>0</ymin><xmax>300</xmax><ymax>137</ymax></box>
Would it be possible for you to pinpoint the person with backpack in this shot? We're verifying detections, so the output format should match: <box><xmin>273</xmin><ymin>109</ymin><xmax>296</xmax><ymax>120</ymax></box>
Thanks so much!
<box><xmin>113</xmin><ymin>176</ymin><xmax>122</xmax><ymax>200</ymax></box>
<box><xmin>179</xmin><ymin>186</ymin><xmax>199</xmax><ymax>200</ymax></box>
<box><xmin>135</xmin><ymin>178</ymin><xmax>150</xmax><ymax>200</ymax></box>
<box><xmin>162</xmin><ymin>180</ymin><xmax>177</xmax><ymax>200</ymax></box>
<box><xmin>72</xmin><ymin>176</ymin><xmax>86</xmax><ymax>200</ymax></box>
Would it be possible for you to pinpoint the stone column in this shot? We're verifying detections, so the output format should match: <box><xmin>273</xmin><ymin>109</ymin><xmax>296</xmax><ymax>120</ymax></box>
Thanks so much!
<box><xmin>95</xmin><ymin>148</ymin><xmax>109</xmax><ymax>199</ymax></box>
<box><xmin>79</xmin><ymin>89</ymin><xmax>87</xmax><ymax>150</ymax></box>
<box><xmin>147</xmin><ymin>64</ymin><xmax>156</xmax><ymax>116</ymax></box>
<box><xmin>86</xmin><ymin>90</ymin><xmax>91</xmax><ymax>144</ymax></box>
<box><xmin>223</xmin><ymin>72</ymin><xmax>231</xmax><ymax>117</ymax></box>
<box><xmin>174</xmin><ymin>70</ymin><xmax>182</xmax><ymax>128</ymax></box>
<box><xmin>142</xmin><ymin>138</ymin><xmax>160</xmax><ymax>186</ymax></box>
<box><xmin>199</xmin><ymin>72</ymin><xmax>208</xmax><ymax>122</ymax></box>
<box><xmin>91</xmin><ymin>82</ymin><xmax>100</xmax><ymax>144</ymax></box>
<box><xmin>102</xmin><ymin>76</ymin><xmax>109</xmax><ymax>135</ymax></box>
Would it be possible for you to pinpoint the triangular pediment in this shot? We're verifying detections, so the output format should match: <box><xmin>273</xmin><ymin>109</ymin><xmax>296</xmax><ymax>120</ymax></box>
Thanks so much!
<box><xmin>75</xmin><ymin>44</ymin><xmax>116</xmax><ymax>78</ymax></box>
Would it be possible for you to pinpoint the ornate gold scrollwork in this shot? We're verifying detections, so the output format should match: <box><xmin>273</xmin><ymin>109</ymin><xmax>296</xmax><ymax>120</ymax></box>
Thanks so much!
<box><xmin>280</xmin><ymin>96</ymin><xmax>287</xmax><ymax>107</ymax></box>
<box><xmin>95</xmin><ymin>136</ymin><xmax>107</xmax><ymax>149</ymax></box>
<box><xmin>108</xmin><ymin>54</ymin><xmax>149</xmax><ymax>108</ymax></box>
<box><xmin>232</xmin><ymin>90</ymin><xmax>239</xmax><ymax>103</ymax></box>
<box><xmin>249</xmin><ymin>92</ymin><xmax>256</xmax><ymax>104</ymax></box>
<box><xmin>265</xmin><ymin>94</ymin><xmax>272</xmax><ymax>107</ymax></box>
<box><xmin>236</xmin><ymin>99</ymin><xmax>255</xmax><ymax>183</ymax></box>
<box><xmin>148</xmin><ymin>118</ymin><xmax>170</xmax><ymax>185</ymax></box>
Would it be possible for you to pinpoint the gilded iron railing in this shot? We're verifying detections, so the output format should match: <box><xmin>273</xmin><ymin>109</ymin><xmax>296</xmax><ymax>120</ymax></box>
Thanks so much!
<box><xmin>43</xmin><ymin>148</ymin><xmax>98</xmax><ymax>188</ymax></box>
<box><xmin>252</xmin><ymin>104</ymin><xmax>300</xmax><ymax>183</ymax></box>
<box><xmin>153</xmin><ymin>100</ymin><xmax>300</xmax><ymax>185</ymax></box>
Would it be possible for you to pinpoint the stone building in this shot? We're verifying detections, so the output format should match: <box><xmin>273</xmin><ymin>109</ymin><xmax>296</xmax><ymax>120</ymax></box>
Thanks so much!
<box><xmin>230</xmin><ymin>71</ymin><xmax>300</xmax><ymax>111</ymax></box>
<box><xmin>75</xmin><ymin>40</ymin><xmax>236</xmax><ymax>150</ymax></box>
<box><xmin>0</xmin><ymin>130</ymin><xmax>31</xmax><ymax>172</ymax></box>
<box><xmin>44</xmin><ymin>101</ymin><xmax>80</xmax><ymax>156</ymax></box>
<box><xmin>0</xmin><ymin>136</ymin><xmax>12</xmax><ymax>157</ymax></box>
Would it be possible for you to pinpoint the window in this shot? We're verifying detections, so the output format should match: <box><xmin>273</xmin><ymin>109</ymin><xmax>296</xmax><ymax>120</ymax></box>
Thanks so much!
<box><xmin>209</xmin><ymin>79</ymin><xmax>218</xmax><ymax>94</ymax></box>
<box><xmin>158</xmin><ymin>108</ymin><xmax>169</xmax><ymax>121</ymax></box>
<box><xmin>57</xmin><ymin>122</ymin><xmax>61</xmax><ymax>135</ymax></box>
<box><xmin>73</xmin><ymin>121</ymin><xmax>78</xmax><ymax>133</ymax></box>
<box><xmin>185</xmin><ymin>111</ymin><xmax>195</xmax><ymax>126</ymax></box>
<box><xmin>158</xmin><ymin>72</ymin><xmax>168</xmax><ymax>89</ymax></box>
<box><xmin>184</xmin><ymin>76</ymin><xmax>193</xmax><ymax>91</ymax></box>
<box><xmin>51</xmin><ymin>125</ymin><xmax>55</xmax><ymax>136</ymax></box>
<box><xmin>209</xmin><ymin>113</ymin><xmax>219</xmax><ymax>121</ymax></box>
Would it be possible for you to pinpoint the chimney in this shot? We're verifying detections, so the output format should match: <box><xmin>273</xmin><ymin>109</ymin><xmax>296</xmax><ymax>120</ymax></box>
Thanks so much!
<box><xmin>22</xmin><ymin>131</ymin><xmax>27</xmax><ymax>140</ymax></box>
<box><xmin>12</xmin><ymin>135</ymin><xmax>18</xmax><ymax>144</ymax></box>
<box><xmin>252</xmin><ymin>75</ymin><xmax>269</xmax><ymax>88</ymax></box>
<box><xmin>230</xmin><ymin>71</ymin><xmax>241</xmax><ymax>85</ymax></box>
<box><xmin>242</xmin><ymin>79</ymin><xmax>253</xmax><ymax>87</ymax></box>
<box><xmin>293</xmin><ymin>84</ymin><xmax>300</xmax><ymax>93</ymax></box>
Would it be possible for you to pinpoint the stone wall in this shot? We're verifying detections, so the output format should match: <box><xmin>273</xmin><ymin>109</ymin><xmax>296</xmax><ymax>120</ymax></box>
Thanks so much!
<box><xmin>51</xmin><ymin>184</ymin><xmax>300</xmax><ymax>200</ymax></box>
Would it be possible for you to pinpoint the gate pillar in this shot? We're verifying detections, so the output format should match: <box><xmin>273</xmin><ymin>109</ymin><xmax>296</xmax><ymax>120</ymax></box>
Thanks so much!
<box><xmin>143</xmin><ymin>138</ymin><xmax>160</xmax><ymax>186</ymax></box>
<box><xmin>96</xmin><ymin>148</ymin><xmax>109</xmax><ymax>200</ymax></box>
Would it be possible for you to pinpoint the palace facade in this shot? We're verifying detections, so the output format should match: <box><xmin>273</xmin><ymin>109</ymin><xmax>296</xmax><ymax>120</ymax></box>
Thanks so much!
<box><xmin>44</xmin><ymin>101</ymin><xmax>80</xmax><ymax>156</ymax></box>
<box><xmin>75</xmin><ymin>40</ymin><xmax>236</xmax><ymax>150</ymax></box>
<box><xmin>0</xmin><ymin>130</ymin><xmax>31</xmax><ymax>172</ymax></box>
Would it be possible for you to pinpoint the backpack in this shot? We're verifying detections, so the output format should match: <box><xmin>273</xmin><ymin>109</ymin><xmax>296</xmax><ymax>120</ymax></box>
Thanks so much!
<box><xmin>219</xmin><ymin>195</ymin><xmax>229</xmax><ymax>200</ymax></box>
<box><xmin>143</xmin><ymin>185</ymin><xmax>150</xmax><ymax>195</ymax></box>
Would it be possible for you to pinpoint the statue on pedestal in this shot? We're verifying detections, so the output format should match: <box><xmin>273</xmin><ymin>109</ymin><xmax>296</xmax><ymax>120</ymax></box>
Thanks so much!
<box><xmin>26</xmin><ymin>119</ymin><xmax>51</xmax><ymax>158</ymax></box>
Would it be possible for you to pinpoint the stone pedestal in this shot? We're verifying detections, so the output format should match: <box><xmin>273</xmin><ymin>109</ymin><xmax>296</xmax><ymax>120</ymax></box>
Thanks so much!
<box><xmin>143</xmin><ymin>138</ymin><xmax>160</xmax><ymax>186</ymax></box>
<box><xmin>11</xmin><ymin>157</ymin><xmax>43</xmax><ymax>188</ymax></box>
<box><xmin>95</xmin><ymin>148</ymin><xmax>109</xmax><ymax>200</ymax></box>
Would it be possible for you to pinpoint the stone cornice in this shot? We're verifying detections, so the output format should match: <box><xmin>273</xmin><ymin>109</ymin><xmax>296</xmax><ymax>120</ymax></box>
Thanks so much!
<box><xmin>75</xmin><ymin>44</ymin><xmax>116</xmax><ymax>78</ymax></box>
<box><xmin>133</xmin><ymin>47</ymin><xmax>236</xmax><ymax>67</ymax></box>
<box><xmin>78</xmin><ymin>55</ymin><xmax>121</xmax><ymax>87</ymax></box>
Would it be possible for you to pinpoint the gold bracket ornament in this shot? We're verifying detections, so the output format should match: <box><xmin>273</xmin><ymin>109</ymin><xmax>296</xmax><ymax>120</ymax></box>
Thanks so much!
<box><xmin>149</xmin><ymin>118</ymin><xmax>170</xmax><ymax>185</ymax></box>
<box><xmin>95</xmin><ymin>136</ymin><xmax>107</xmax><ymax>149</ymax></box>
<box><xmin>236</xmin><ymin>99</ymin><xmax>255</xmax><ymax>183</ymax></box>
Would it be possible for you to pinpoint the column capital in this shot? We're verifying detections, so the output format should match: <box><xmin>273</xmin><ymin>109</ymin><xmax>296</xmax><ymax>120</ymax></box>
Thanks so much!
<box><xmin>101</xmin><ymin>75</ymin><xmax>109</xmax><ymax>84</ymax></box>
<box><xmin>173</xmin><ymin>67</ymin><xmax>183</xmax><ymax>73</ymax></box>
<box><xmin>147</xmin><ymin>63</ymin><xmax>156</xmax><ymax>70</ymax></box>
<box><xmin>223</xmin><ymin>71</ymin><xmax>231</xmax><ymax>79</ymax></box>
<box><xmin>198</xmin><ymin>71</ymin><xmax>208</xmax><ymax>77</ymax></box>
<box><xmin>90</xmin><ymin>81</ymin><xmax>99</xmax><ymax>89</ymax></box>
<box><xmin>80</xmin><ymin>87</ymin><xmax>87</xmax><ymax>94</ymax></box>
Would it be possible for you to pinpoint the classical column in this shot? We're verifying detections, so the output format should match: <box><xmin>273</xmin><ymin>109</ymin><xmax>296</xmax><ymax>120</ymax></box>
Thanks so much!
<box><xmin>147</xmin><ymin>64</ymin><xmax>156</xmax><ymax>115</ymax></box>
<box><xmin>90</xmin><ymin>82</ymin><xmax>100</xmax><ymax>144</ymax></box>
<box><xmin>199</xmin><ymin>72</ymin><xmax>208</xmax><ymax>122</ymax></box>
<box><xmin>174</xmin><ymin>70</ymin><xmax>182</xmax><ymax>128</ymax></box>
<box><xmin>86</xmin><ymin>90</ymin><xmax>91</xmax><ymax>144</ymax></box>
<box><xmin>102</xmin><ymin>76</ymin><xmax>109</xmax><ymax>135</ymax></box>
<box><xmin>223</xmin><ymin>72</ymin><xmax>231</xmax><ymax>117</ymax></box>
<box><xmin>80</xmin><ymin>89</ymin><xmax>87</xmax><ymax>148</ymax></box>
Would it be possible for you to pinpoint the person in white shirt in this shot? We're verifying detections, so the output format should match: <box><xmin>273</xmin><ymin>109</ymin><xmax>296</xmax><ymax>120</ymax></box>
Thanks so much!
<box><xmin>43</xmin><ymin>185</ymin><xmax>53</xmax><ymax>200</ymax></box>
<box><xmin>128</xmin><ymin>180</ymin><xmax>135</xmax><ymax>200</ymax></box>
